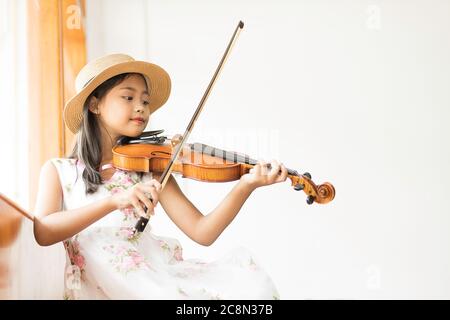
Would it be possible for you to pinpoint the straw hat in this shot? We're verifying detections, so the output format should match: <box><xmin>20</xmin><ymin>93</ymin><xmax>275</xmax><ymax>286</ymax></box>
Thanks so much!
<box><xmin>63</xmin><ymin>53</ymin><xmax>171</xmax><ymax>134</ymax></box>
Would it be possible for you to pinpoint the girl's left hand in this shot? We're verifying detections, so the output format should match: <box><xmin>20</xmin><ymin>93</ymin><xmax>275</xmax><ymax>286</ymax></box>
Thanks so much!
<box><xmin>240</xmin><ymin>159</ymin><xmax>288</xmax><ymax>190</ymax></box>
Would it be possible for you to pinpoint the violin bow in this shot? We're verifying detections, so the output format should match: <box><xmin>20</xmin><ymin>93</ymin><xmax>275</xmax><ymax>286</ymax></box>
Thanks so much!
<box><xmin>134</xmin><ymin>21</ymin><xmax>245</xmax><ymax>233</ymax></box>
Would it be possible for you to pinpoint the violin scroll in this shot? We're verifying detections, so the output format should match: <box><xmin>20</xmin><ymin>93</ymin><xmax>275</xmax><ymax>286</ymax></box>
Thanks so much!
<box><xmin>290</xmin><ymin>171</ymin><xmax>335</xmax><ymax>205</ymax></box>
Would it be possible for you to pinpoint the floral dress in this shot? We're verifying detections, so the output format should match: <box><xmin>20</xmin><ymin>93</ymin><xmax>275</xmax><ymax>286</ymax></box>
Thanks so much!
<box><xmin>50</xmin><ymin>158</ymin><xmax>280</xmax><ymax>300</ymax></box>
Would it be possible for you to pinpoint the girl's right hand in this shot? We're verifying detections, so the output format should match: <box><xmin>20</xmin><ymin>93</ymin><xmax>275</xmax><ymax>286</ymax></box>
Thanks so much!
<box><xmin>110</xmin><ymin>179</ymin><xmax>162</xmax><ymax>218</ymax></box>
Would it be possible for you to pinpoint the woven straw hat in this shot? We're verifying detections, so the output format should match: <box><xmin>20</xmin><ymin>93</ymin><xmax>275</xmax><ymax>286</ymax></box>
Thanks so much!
<box><xmin>63</xmin><ymin>53</ymin><xmax>171</xmax><ymax>134</ymax></box>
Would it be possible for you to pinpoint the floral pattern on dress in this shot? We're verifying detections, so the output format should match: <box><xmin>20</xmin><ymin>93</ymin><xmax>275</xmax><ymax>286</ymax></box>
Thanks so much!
<box><xmin>173</xmin><ymin>245</ymin><xmax>183</xmax><ymax>262</ymax></box>
<box><xmin>103</xmin><ymin>170</ymin><xmax>142</xmax><ymax>221</ymax></box>
<box><xmin>158</xmin><ymin>239</ymin><xmax>170</xmax><ymax>252</ymax></box>
<box><xmin>63</xmin><ymin>236</ymin><xmax>86</xmax><ymax>300</ymax></box>
<box><xmin>158</xmin><ymin>239</ymin><xmax>184</xmax><ymax>263</ymax></box>
<box><xmin>64</xmin><ymin>236</ymin><xmax>86</xmax><ymax>272</ymax></box>
<box><xmin>115</xmin><ymin>226</ymin><xmax>141</xmax><ymax>243</ymax></box>
<box><xmin>102</xmin><ymin>244</ymin><xmax>153</xmax><ymax>274</ymax></box>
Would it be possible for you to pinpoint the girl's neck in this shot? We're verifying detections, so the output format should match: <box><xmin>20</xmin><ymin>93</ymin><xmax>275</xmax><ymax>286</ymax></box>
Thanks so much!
<box><xmin>99</xmin><ymin>126</ymin><xmax>120</xmax><ymax>164</ymax></box>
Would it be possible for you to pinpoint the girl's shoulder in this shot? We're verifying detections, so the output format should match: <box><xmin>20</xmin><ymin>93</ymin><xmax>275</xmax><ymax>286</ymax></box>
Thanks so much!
<box><xmin>49</xmin><ymin>157</ymin><xmax>83</xmax><ymax>168</ymax></box>
<box><xmin>48</xmin><ymin>157</ymin><xmax>84</xmax><ymax>179</ymax></box>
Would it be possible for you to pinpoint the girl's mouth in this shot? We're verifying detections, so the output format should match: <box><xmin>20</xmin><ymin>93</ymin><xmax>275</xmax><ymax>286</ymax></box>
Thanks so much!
<box><xmin>131</xmin><ymin>119</ymin><xmax>145</xmax><ymax>125</ymax></box>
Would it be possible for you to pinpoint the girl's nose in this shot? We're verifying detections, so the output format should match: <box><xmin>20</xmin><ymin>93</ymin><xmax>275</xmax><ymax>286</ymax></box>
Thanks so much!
<box><xmin>134</xmin><ymin>104</ymin><xmax>144</xmax><ymax>112</ymax></box>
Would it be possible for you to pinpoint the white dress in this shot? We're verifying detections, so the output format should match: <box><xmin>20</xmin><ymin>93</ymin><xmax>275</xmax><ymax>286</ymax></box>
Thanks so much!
<box><xmin>50</xmin><ymin>158</ymin><xmax>280</xmax><ymax>300</ymax></box>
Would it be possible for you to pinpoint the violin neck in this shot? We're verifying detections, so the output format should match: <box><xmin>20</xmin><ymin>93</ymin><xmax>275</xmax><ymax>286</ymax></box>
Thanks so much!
<box><xmin>189</xmin><ymin>142</ymin><xmax>298</xmax><ymax>176</ymax></box>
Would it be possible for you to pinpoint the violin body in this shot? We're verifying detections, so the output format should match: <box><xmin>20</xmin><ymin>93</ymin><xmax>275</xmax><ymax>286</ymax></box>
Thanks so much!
<box><xmin>113</xmin><ymin>140</ymin><xmax>255</xmax><ymax>182</ymax></box>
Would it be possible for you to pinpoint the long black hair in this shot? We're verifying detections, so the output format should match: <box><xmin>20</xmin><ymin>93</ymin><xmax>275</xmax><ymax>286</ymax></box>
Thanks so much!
<box><xmin>68</xmin><ymin>73</ymin><xmax>145</xmax><ymax>195</ymax></box>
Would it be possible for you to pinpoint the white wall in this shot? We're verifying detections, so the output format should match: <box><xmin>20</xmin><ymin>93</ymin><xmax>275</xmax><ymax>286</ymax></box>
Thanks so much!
<box><xmin>85</xmin><ymin>0</ymin><xmax>450</xmax><ymax>299</ymax></box>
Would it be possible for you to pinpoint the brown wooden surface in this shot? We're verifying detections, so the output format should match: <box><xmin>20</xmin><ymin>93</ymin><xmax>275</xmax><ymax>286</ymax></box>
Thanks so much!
<box><xmin>0</xmin><ymin>193</ymin><xmax>32</xmax><ymax>248</ymax></box>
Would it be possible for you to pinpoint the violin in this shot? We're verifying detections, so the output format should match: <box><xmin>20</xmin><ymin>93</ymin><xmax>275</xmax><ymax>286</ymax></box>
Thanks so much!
<box><xmin>113</xmin><ymin>130</ymin><xmax>335</xmax><ymax>205</ymax></box>
<box><xmin>112</xmin><ymin>130</ymin><xmax>335</xmax><ymax>231</ymax></box>
<box><xmin>111</xmin><ymin>21</ymin><xmax>335</xmax><ymax>233</ymax></box>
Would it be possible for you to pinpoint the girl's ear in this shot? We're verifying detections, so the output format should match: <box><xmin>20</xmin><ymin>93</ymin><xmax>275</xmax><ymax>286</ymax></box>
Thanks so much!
<box><xmin>88</xmin><ymin>96</ymin><xmax>99</xmax><ymax>114</ymax></box>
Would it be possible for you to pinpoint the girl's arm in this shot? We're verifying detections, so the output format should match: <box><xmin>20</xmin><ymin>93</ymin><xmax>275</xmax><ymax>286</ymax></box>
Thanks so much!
<box><xmin>33</xmin><ymin>160</ymin><xmax>116</xmax><ymax>246</ymax></box>
<box><xmin>34</xmin><ymin>160</ymin><xmax>160</xmax><ymax>246</ymax></box>
<box><xmin>156</xmin><ymin>159</ymin><xmax>288</xmax><ymax>246</ymax></box>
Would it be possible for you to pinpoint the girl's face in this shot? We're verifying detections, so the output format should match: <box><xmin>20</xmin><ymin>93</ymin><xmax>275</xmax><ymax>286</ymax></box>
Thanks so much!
<box><xmin>93</xmin><ymin>74</ymin><xmax>151</xmax><ymax>138</ymax></box>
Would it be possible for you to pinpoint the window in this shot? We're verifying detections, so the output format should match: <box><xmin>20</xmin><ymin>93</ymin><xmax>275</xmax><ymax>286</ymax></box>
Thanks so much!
<box><xmin>0</xmin><ymin>0</ymin><xmax>29</xmax><ymax>208</ymax></box>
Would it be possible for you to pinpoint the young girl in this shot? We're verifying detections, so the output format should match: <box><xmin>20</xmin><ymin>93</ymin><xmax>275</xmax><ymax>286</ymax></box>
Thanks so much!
<box><xmin>33</xmin><ymin>53</ymin><xmax>288</xmax><ymax>300</ymax></box>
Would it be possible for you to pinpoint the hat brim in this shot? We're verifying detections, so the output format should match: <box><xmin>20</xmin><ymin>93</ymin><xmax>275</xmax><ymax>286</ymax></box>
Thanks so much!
<box><xmin>64</xmin><ymin>60</ymin><xmax>171</xmax><ymax>134</ymax></box>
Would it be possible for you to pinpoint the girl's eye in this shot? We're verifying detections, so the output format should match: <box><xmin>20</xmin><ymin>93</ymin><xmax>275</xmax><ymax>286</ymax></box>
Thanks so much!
<box><xmin>143</xmin><ymin>101</ymin><xmax>150</xmax><ymax>106</ymax></box>
<box><xmin>122</xmin><ymin>96</ymin><xmax>133</xmax><ymax>101</ymax></box>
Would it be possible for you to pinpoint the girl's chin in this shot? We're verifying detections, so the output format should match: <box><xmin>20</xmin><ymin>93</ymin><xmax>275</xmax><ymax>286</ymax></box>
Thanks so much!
<box><xmin>121</xmin><ymin>127</ymin><xmax>145</xmax><ymax>137</ymax></box>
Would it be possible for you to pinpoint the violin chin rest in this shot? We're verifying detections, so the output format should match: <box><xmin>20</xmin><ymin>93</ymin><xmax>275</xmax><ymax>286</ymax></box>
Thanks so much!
<box><xmin>116</xmin><ymin>130</ymin><xmax>166</xmax><ymax>145</ymax></box>
<box><xmin>139</xmin><ymin>129</ymin><xmax>165</xmax><ymax>138</ymax></box>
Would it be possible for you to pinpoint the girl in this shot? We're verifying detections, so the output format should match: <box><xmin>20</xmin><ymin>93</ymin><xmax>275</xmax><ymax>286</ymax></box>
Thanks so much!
<box><xmin>33</xmin><ymin>53</ymin><xmax>288</xmax><ymax>300</ymax></box>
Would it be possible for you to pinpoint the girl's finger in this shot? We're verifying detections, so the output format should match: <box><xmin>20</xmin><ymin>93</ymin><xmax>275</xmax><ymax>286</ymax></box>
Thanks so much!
<box><xmin>147</xmin><ymin>188</ymin><xmax>159</xmax><ymax>207</ymax></box>
<box><xmin>149</xmin><ymin>179</ymin><xmax>162</xmax><ymax>191</ymax></box>
<box><xmin>135</xmin><ymin>189</ymin><xmax>155</xmax><ymax>212</ymax></box>
<box><xmin>141</xmin><ymin>184</ymin><xmax>159</xmax><ymax>206</ymax></box>
<box><xmin>259</xmin><ymin>159</ymin><xmax>268</xmax><ymax>176</ymax></box>
<box><xmin>268</xmin><ymin>160</ymin><xmax>280</xmax><ymax>182</ymax></box>
<box><xmin>130</xmin><ymin>196</ymin><xmax>146</xmax><ymax>217</ymax></box>
<box><xmin>145</xmin><ymin>179</ymin><xmax>161</xmax><ymax>191</ymax></box>
<box><xmin>136</xmin><ymin>192</ymin><xmax>155</xmax><ymax>217</ymax></box>
<box><xmin>254</xmin><ymin>161</ymin><xmax>262</xmax><ymax>176</ymax></box>
<box><xmin>277</xmin><ymin>163</ymin><xmax>288</xmax><ymax>182</ymax></box>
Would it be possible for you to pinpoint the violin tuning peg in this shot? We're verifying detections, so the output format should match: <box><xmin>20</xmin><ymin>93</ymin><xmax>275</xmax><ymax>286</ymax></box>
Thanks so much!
<box><xmin>303</xmin><ymin>172</ymin><xmax>312</xmax><ymax>179</ymax></box>
<box><xmin>306</xmin><ymin>195</ymin><xmax>315</xmax><ymax>205</ymax></box>
<box><xmin>294</xmin><ymin>183</ymin><xmax>304</xmax><ymax>191</ymax></box>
